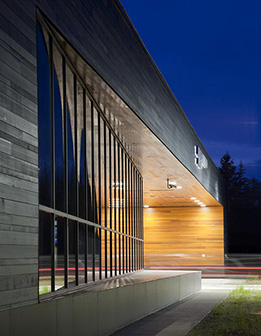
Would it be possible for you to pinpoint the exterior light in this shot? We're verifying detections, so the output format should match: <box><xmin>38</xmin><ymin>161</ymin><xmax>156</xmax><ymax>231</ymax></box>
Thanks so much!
<box><xmin>167</xmin><ymin>179</ymin><xmax>177</xmax><ymax>189</ymax></box>
<box><xmin>167</xmin><ymin>179</ymin><xmax>182</xmax><ymax>189</ymax></box>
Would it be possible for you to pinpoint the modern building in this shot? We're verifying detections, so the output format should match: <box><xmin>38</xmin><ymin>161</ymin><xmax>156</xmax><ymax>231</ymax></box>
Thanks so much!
<box><xmin>0</xmin><ymin>0</ymin><xmax>224</xmax><ymax>334</ymax></box>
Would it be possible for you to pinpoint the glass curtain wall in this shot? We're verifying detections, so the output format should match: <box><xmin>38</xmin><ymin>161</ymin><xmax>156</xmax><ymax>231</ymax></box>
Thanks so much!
<box><xmin>37</xmin><ymin>21</ymin><xmax>144</xmax><ymax>295</ymax></box>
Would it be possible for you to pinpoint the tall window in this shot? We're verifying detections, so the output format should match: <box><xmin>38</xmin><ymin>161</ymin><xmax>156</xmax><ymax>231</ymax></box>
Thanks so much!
<box><xmin>37</xmin><ymin>19</ymin><xmax>143</xmax><ymax>295</ymax></box>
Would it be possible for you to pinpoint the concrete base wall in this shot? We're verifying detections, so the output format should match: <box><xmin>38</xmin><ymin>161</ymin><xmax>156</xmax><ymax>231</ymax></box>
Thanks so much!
<box><xmin>0</xmin><ymin>271</ymin><xmax>201</xmax><ymax>336</ymax></box>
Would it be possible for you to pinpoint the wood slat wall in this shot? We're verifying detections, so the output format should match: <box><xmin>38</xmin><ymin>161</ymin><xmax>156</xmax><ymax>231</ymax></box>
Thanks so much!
<box><xmin>144</xmin><ymin>206</ymin><xmax>224</xmax><ymax>266</ymax></box>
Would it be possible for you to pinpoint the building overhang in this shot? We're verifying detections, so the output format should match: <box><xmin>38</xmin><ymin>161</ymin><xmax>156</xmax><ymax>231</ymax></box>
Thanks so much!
<box><xmin>39</xmin><ymin>12</ymin><xmax>222</xmax><ymax>209</ymax></box>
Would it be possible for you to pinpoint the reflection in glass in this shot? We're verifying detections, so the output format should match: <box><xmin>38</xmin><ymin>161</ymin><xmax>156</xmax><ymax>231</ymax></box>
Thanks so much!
<box><xmin>88</xmin><ymin>225</ymin><xmax>94</xmax><ymax>283</ymax></box>
<box><xmin>67</xmin><ymin>66</ymin><xmax>76</xmax><ymax>216</ymax></box>
<box><xmin>37</xmin><ymin>24</ymin><xmax>51</xmax><ymax>207</ymax></box>
<box><xmin>53</xmin><ymin>59</ymin><xmax>65</xmax><ymax>212</ymax></box>
<box><xmin>39</xmin><ymin>211</ymin><xmax>52</xmax><ymax>294</ymax></box>
<box><xmin>55</xmin><ymin>216</ymin><xmax>65</xmax><ymax>289</ymax></box>
<box><xmin>79</xmin><ymin>223</ymin><xmax>86</xmax><ymax>284</ymax></box>
<box><xmin>78</xmin><ymin>83</ymin><xmax>86</xmax><ymax>220</ymax></box>
<box><xmin>86</xmin><ymin>97</ymin><xmax>92</xmax><ymax>222</ymax></box>
<box><xmin>68</xmin><ymin>220</ymin><xmax>76</xmax><ymax>285</ymax></box>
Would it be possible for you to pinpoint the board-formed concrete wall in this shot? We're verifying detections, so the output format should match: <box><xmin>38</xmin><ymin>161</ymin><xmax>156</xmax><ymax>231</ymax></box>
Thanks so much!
<box><xmin>0</xmin><ymin>0</ymin><xmax>39</xmax><ymax>309</ymax></box>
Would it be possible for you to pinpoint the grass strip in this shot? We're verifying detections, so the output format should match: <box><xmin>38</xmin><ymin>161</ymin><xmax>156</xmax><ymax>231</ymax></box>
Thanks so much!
<box><xmin>187</xmin><ymin>287</ymin><xmax>261</xmax><ymax>336</ymax></box>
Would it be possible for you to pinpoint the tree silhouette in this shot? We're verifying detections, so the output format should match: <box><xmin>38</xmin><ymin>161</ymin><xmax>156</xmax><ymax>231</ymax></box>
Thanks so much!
<box><xmin>219</xmin><ymin>153</ymin><xmax>261</xmax><ymax>253</ymax></box>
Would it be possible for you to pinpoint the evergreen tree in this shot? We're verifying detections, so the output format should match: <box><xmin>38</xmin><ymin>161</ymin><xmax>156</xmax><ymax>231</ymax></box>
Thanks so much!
<box><xmin>219</xmin><ymin>152</ymin><xmax>236</xmax><ymax>189</ymax></box>
<box><xmin>219</xmin><ymin>153</ymin><xmax>261</xmax><ymax>253</ymax></box>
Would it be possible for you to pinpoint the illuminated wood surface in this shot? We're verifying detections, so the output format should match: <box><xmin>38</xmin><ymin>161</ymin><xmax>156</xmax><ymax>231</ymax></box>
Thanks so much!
<box><xmin>144</xmin><ymin>206</ymin><xmax>224</xmax><ymax>266</ymax></box>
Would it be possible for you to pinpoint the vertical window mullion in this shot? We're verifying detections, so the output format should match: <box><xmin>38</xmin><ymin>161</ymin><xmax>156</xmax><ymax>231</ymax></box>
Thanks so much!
<box><xmin>125</xmin><ymin>152</ymin><xmax>128</xmax><ymax>273</ymax></box>
<box><xmin>136</xmin><ymin>170</ymin><xmax>139</xmax><ymax>269</ymax></box>
<box><xmin>138</xmin><ymin>174</ymin><xmax>141</xmax><ymax>269</ymax></box>
<box><xmin>132</xmin><ymin>165</ymin><xmax>134</xmax><ymax>271</ymax></box>
<box><xmin>109</xmin><ymin>129</ymin><xmax>113</xmax><ymax>277</ymax></box>
<box><xmin>62</xmin><ymin>56</ymin><xmax>69</xmax><ymax>288</ymax></box>
<box><xmin>136</xmin><ymin>169</ymin><xmax>138</xmax><ymax>270</ymax></box>
<box><xmin>121</xmin><ymin>147</ymin><xmax>124</xmax><ymax>274</ymax></box>
<box><xmin>91</xmin><ymin>103</ymin><xmax>95</xmax><ymax>281</ymax></box>
<box><xmin>104</xmin><ymin>121</ymin><xmax>107</xmax><ymax>278</ymax></box>
<box><xmin>74</xmin><ymin>74</ymin><xmax>79</xmax><ymax>286</ymax></box>
<box><xmin>118</xmin><ymin>142</ymin><xmax>121</xmax><ymax>275</ymax></box>
<box><xmin>49</xmin><ymin>34</ymin><xmax>55</xmax><ymax>292</ymax></box>
<box><xmin>131</xmin><ymin>162</ymin><xmax>134</xmax><ymax>271</ymax></box>
<box><xmin>134</xmin><ymin>168</ymin><xmax>136</xmax><ymax>271</ymax></box>
<box><xmin>83</xmin><ymin>91</ymin><xmax>88</xmax><ymax>284</ymax></box>
<box><xmin>141</xmin><ymin>179</ymin><xmax>144</xmax><ymax>268</ymax></box>
<box><xmin>134</xmin><ymin>169</ymin><xmax>136</xmax><ymax>271</ymax></box>
<box><xmin>128</xmin><ymin>159</ymin><xmax>131</xmax><ymax>272</ymax></box>
<box><xmin>113</xmin><ymin>137</ymin><xmax>117</xmax><ymax>276</ymax></box>
<box><xmin>98</xmin><ymin>113</ymin><xmax>102</xmax><ymax>280</ymax></box>
<box><xmin>136</xmin><ymin>170</ymin><xmax>140</xmax><ymax>270</ymax></box>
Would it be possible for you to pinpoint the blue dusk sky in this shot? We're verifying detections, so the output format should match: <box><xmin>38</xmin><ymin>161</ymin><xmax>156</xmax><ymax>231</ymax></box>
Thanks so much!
<box><xmin>120</xmin><ymin>0</ymin><xmax>261</xmax><ymax>180</ymax></box>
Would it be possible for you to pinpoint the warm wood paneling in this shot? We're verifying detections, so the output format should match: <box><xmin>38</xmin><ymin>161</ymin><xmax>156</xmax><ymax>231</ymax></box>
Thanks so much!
<box><xmin>144</xmin><ymin>206</ymin><xmax>224</xmax><ymax>266</ymax></box>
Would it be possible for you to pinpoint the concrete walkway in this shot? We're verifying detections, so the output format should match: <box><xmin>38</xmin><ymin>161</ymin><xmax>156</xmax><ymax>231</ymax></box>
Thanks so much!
<box><xmin>112</xmin><ymin>279</ymin><xmax>254</xmax><ymax>336</ymax></box>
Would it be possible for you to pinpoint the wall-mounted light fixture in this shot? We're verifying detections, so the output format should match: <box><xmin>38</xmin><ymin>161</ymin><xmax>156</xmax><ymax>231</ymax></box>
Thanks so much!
<box><xmin>167</xmin><ymin>179</ymin><xmax>182</xmax><ymax>189</ymax></box>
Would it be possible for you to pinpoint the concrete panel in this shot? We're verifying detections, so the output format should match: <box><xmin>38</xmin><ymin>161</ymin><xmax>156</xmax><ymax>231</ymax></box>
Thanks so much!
<box><xmin>0</xmin><ymin>309</ymin><xmax>10</xmax><ymax>336</ymax></box>
<box><xmin>180</xmin><ymin>272</ymin><xmax>201</xmax><ymax>299</ymax></box>
<box><xmin>98</xmin><ymin>288</ymin><xmax>119</xmax><ymax>335</ymax></box>
<box><xmin>10</xmin><ymin>300</ymin><xmax>56</xmax><ymax>336</ymax></box>
<box><xmin>168</xmin><ymin>276</ymin><xmax>180</xmax><ymax>304</ymax></box>
<box><xmin>56</xmin><ymin>296</ymin><xmax>74</xmax><ymax>336</ymax></box>
<box><xmin>133</xmin><ymin>282</ymin><xmax>148</xmax><ymax>319</ymax></box>
<box><xmin>73</xmin><ymin>292</ymin><xmax>98</xmax><ymax>336</ymax></box>
<box><xmin>156</xmin><ymin>277</ymin><xmax>180</xmax><ymax>310</ymax></box>
<box><xmin>98</xmin><ymin>286</ymin><xmax>133</xmax><ymax>335</ymax></box>
<box><xmin>144</xmin><ymin>280</ymin><xmax>158</xmax><ymax>314</ymax></box>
